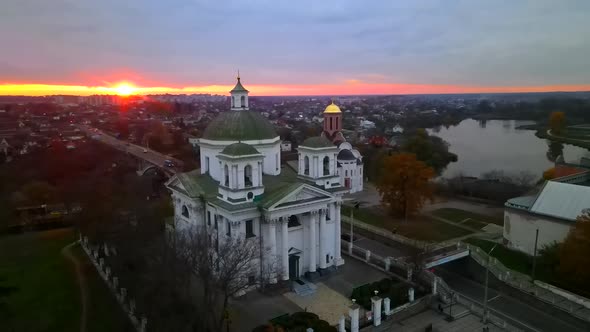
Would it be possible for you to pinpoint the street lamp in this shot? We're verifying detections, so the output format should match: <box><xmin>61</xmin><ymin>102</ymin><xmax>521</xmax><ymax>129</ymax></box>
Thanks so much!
<box><xmin>483</xmin><ymin>243</ymin><xmax>498</xmax><ymax>324</ymax></box>
<box><xmin>348</xmin><ymin>201</ymin><xmax>360</xmax><ymax>255</ymax></box>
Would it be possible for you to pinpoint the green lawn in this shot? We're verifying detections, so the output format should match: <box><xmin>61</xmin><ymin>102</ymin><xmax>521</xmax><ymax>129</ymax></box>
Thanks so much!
<box><xmin>462</xmin><ymin>219</ymin><xmax>489</xmax><ymax>230</ymax></box>
<box><xmin>464</xmin><ymin>238</ymin><xmax>533</xmax><ymax>275</ymax></box>
<box><xmin>0</xmin><ymin>228</ymin><xmax>130</xmax><ymax>332</ymax></box>
<box><xmin>342</xmin><ymin>205</ymin><xmax>473</xmax><ymax>242</ymax></box>
<box><xmin>431</xmin><ymin>208</ymin><xmax>503</xmax><ymax>226</ymax></box>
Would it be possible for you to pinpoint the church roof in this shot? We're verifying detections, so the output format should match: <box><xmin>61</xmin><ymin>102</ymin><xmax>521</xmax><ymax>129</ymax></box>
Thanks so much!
<box><xmin>202</xmin><ymin>111</ymin><xmax>278</xmax><ymax>141</ymax></box>
<box><xmin>220</xmin><ymin>143</ymin><xmax>260</xmax><ymax>156</ymax></box>
<box><xmin>169</xmin><ymin>166</ymin><xmax>344</xmax><ymax>212</ymax></box>
<box><xmin>300</xmin><ymin>136</ymin><xmax>335</xmax><ymax>148</ymax></box>
<box><xmin>324</xmin><ymin>102</ymin><xmax>341</xmax><ymax>114</ymax></box>
<box><xmin>230</xmin><ymin>77</ymin><xmax>249</xmax><ymax>93</ymax></box>
<box><xmin>337</xmin><ymin>149</ymin><xmax>356</xmax><ymax>160</ymax></box>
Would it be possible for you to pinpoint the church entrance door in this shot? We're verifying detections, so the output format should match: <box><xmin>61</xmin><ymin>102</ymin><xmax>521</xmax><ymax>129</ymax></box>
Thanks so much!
<box><xmin>288</xmin><ymin>254</ymin><xmax>300</xmax><ymax>280</ymax></box>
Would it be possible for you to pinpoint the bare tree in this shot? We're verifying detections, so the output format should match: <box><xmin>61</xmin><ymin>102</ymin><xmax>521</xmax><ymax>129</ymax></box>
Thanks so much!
<box><xmin>176</xmin><ymin>225</ymin><xmax>275</xmax><ymax>332</ymax></box>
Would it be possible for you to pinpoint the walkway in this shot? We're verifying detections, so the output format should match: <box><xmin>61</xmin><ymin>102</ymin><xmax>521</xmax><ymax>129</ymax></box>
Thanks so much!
<box><xmin>62</xmin><ymin>241</ymin><xmax>88</xmax><ymax>332</ymax></box>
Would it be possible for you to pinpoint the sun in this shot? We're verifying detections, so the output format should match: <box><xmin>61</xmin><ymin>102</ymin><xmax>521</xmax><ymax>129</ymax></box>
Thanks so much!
<box><xmin>113</xmin><ymin>83</ymin><xmax>137</xmax><ymax>96</ymax></box>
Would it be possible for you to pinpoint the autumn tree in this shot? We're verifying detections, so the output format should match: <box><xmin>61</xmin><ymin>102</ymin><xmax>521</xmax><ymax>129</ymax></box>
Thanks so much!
<box><xmin>558</xmin><ymin>212</ymin><xmax>590</xmax><ymax>294</ymax></box>
<box><xmin>543</xmin><ymin>167</ymin><xmax>556</xmax><ymax>180</ymax></box>
<box><xmin>376</xmin><ymin>153</ymin><xmax>435</xmax><ymax>218</ymax></box>
<box><xmin>549</xmin><ymin>111</ymin><xmax>566</xmax><ymax>135</ymax></box>
<box><xmin>401</xmin><ymin>128</ymin><xmax>457</xmax><ymax>175</ymax></box>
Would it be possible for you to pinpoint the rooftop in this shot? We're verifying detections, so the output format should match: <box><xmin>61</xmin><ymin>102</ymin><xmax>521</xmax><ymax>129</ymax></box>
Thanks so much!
<box><xmin>300</xmin><ymin>136</ymin><xmax>335</xmax><ymax>149</ymax></box>
<box><xmin>202</xmin><ymin>111</ymin><xmax>278</xmax><ymax>141</ymax></box>
<box><xmin>220</xmin><ymin>142</ymin><xmax>260</xmax><ymax>157</ymax></box>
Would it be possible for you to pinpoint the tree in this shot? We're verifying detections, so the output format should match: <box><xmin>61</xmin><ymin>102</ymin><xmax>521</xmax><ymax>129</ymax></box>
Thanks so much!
<box><xmin>558</xmin><ymin>212</ymin><xmax>590</xmax><ymax>294</ymax></box>
<box><xmin>546</xmin><ymin>141</ymin><xmax>564</xmax><ymax>162</ymax></box>
<box><xmin>376</xmin><ymin>153</ymin><xmax>435</xmax><ymax>217</ymax></box>
<box><xmin>401</xmin><ymin>129</ymin><xmax>457</xmax><ymax>175</ymax></box>
<box><xmin>549</xmin><ymin>111</ymin><xmax>566</xmax><ymax>135</ymax></box>
<box><xmin>18</xmin><ymin>181</ymin><xmax>59</xmax><ymax>205</ymax></box>
<box><xmin>543</xmin><ymin>167</ymin><xmax>556</xmax><ymax>180</ymax></box>
<box><xmin>176</xmin><ymin>226</ymin><xmax>276</xmax><ymax>332</ymax></box>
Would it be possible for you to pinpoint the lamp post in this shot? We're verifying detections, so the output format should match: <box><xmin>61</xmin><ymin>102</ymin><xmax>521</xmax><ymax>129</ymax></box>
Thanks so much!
<box><xmin>483</xmin><ymin>243</ymin><xmax>498</xmax><ymax>324</ymax></box>
<box><xmin>348</xmin><ymin>201</ymin><xmax>360</xmax><ymax>255</ymax></box>
<box><xmin>531</xmin><ymin>228</ymin><xmax>539</xmax><ymax>282</ymax></box>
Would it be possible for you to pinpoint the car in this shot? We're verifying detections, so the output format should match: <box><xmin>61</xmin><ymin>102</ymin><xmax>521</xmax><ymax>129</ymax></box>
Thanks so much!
<box><xmin>164</xmin><ymin>160</ymin><xmax>175</xmax><ymax>167</ymax></box>
<box><xmin>143</xmin><ymin>149</ymin><xmax>148</xmax><ymax>153</ymax></box>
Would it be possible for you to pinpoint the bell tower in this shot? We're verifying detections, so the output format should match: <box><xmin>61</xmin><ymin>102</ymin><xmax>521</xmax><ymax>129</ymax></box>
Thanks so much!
<box><xmin>230</xmin><ymin>72</ymin><xmax>249</xmax><ymax>111</ymax></box>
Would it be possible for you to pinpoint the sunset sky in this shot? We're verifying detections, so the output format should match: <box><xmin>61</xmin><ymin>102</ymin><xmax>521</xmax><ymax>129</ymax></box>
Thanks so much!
<box><xmin>2</xmin><ymin>0</ymin><xmax>590</xmax><ymax>96</ymax></box>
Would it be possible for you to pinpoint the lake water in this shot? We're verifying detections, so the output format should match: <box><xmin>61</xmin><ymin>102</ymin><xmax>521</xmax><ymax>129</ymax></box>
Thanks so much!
<box><xmin>429</xmin><ymin>119</ymin><xmax>589</xmax><ymax>178</ymax></box>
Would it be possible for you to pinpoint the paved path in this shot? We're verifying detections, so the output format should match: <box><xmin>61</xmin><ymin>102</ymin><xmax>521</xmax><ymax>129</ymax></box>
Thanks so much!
<box><xmin>62</xmin><ymin>241</ymin><xmax>88</xmax><ymax>332</ymax></box>
<box><xmin>436</xmin><ymin>267</ymin><xmax>589</xmax><ymax>332</ymax></box>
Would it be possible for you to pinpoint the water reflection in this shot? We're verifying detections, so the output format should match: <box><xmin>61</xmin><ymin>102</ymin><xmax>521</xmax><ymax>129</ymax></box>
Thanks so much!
<box><xmin>428</xmin><ymin>119</ymin><xmax>589</xmax><ymax>178</ymax></box>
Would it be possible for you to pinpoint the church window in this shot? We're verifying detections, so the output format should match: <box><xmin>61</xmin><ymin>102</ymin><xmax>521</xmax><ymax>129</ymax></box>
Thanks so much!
<box><xmin>326</xmin><ymin>207</ymin><xmax>331</xmax><ymax>221</ymax></box>
<box><xmin>304</xmin><ymin>156</ymin><xmax>310</xmax><ymax>175</ymax></box>
<box><xmin>330</xmin><ymin>117</ymin><xmax>333</xmax><ymax>129</ymax></box>
<box><xmin>323</xmin><ymin>156</ymin><xmax>330</xmax><ymax>176</ymax></box>
<box><xmin>247</xmin><ymin>192</ymin><xmax>254</xmax><ymax>200</ymax></box>
<box><xmin>226</xmin><ymin>220</ymin><xmax>231</xmax><ymax>237</ymax></box>
<box><xmin>224</xmin><ymin>165</ymin><xmax>229</xmax><ymax>186</ymax></box>
<box><xmin>326</xmin><ymin>254</ymin><xmax>330</xmax><ymax>264</ymax></box>
<box><xmin>240</xmin><ymin>95</ymin><xmax>246</xmax><ymax>107</ymax></box>
<box><xmin>288</xmin><ymin>215</ymin><xmax>301</xmax><ymax>228</ymax></box>
<box><xmin>244</xmin><ymin>165</ymin><xmax>253</xmax><ymax>187</ymax></box>
<box><xmin>207</xmin><ymin>211</ymin><xmax>211</xmax><ymax>226</ymax></box>
<box><xmin>345</xmin><ymin>170</ymin><xmax>348</xmax><ymax>176</ymax></box>
<box><xmin>205</xmin><ymin>157</ymin><xmax>210</xmax><ymax>173</ymax></box>
<box><xmin>181</xmin><ymin>205</ymin><xmax>189</xmax><ymax>218</ymax></box>
<box><xmin>245</xmin><ymin>220</ymin><xmax>255</xmax><ymax>238</ymax></box>
<box><xmin>232</xmin><ymin>96</ymin><xmax>235</xmax><ymax>108</ymax></box>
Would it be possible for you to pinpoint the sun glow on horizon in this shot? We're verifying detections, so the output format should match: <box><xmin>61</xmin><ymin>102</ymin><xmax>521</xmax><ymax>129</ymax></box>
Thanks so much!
<box><xmin>112</xmin><ymin>82</ymin><xmax>137</xmax><ymax>96</ymax></box>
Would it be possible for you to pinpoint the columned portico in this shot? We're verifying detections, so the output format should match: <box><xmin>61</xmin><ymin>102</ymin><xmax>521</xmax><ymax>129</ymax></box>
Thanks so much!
<box><xmin>335</xmin><ymin>202</ymin><xmax>344</xmax><ymax>265</ymax></box>
<box><xmin>309</xmin><ymin>211</ymin><xmax>317</xmax><ymax>273</ymax></box>
<box><xmin>268</xmin><ymin>219</ymin><xmax>278</xmax><ymax>283</ymax></box>
<box><xmin>281</xmin><ymin>218</ymin><xmax>289</xmax><ymax>281</ymax></box>
<box><xmin>319</xmin><ymin>208</ymin><xmax>327</xmax><ymax>269</ymax></box>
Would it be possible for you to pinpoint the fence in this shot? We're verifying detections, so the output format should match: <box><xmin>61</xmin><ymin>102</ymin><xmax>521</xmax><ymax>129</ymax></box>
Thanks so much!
<box><xmin>342</xmin><ymin>239</ymin><xmax>413</xmax><ymax>282</ymax></box>
<box><xmin>79</xmin><ymin>234</ymin><xmax>148</xmax><ymax>332</ymax></box>
<box><xmin>460</xmin><ymin>242</ymin><xmax>590</xmax><ymax>323</ymax></box>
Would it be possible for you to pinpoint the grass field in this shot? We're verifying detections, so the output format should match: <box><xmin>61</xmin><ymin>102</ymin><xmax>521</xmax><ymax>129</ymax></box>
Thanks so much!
<box><xmin>342</xmin><ymin>205</ymin><xmax>472</xmax><ymax>242</ymax></box>
<box><xmin>431</xmin><ymin>208</ymin><xmax>503</xmax><ymax>226</ymax></box>
<box><xmin>0</xmin><ymin>228</ymin><xmax>131</xmax><ymax>332</ymax></box>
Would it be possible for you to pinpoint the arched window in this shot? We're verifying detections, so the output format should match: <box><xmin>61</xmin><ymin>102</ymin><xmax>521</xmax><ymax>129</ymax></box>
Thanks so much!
<box><xmin>323</xmin><ymin>156</ymin><xmax>330</xmax><ymax>176</ymax></box>
<box><xmin>288</xmin><ymin>215</ymin><xmax>301</xmax><ymax>228</ymax></box>
<box><xmin>304</xmin><ymin>156</ymin><xmax>310</xmax><ymax>175</ymax></box>
<box><xmin>345</xmin><ymin>170</ymin><xmax>348</xmax><ymax>177</ymax></box>
<box><xmin>244</xmin><ymin>164</ymin><xmax>252</xmax><ymax>187</ymax></box>
<box><xmin>232</xmin><ymin>96</ymin><xmax>235</xmax><ymax>108</ymax></box>
<box><xmin>181</xmin><ymin>205</ymin><xmax>189</xmax><ymax>218</ymax></box>
<box><xmin>330</xmin><ymin>117</ymin><xmax>333</xmax><ymax>129</ymax></box>
<box><xmin>240</xmin><ymin>95</ymin><xmax>246</xmax><ymax>108</ymax></box>
<box><xmin>224</xmin><ymin>164</ymin><xmax>229</xmax><ymax>186</ymax></box>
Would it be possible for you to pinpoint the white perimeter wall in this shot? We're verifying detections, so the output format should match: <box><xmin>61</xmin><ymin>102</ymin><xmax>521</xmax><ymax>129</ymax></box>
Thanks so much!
<box><xmin>504</xmin><ymin>209</ymin><xmax>573</xmax><ymax>255</ymax></box>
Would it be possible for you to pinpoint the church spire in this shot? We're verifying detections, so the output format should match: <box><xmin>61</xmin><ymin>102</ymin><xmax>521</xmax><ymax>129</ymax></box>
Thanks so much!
<box><xmin>230</xmin><ymin>74</ymin><xmax>249</xmax><ymax>111</ymax></box>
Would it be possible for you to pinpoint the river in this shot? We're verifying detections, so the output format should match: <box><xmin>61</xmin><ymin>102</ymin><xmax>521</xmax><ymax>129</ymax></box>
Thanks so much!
<box><xmin>429</xmin><ymin>119</ymin><xmax>589</xmax><ymax>179</ymax></box>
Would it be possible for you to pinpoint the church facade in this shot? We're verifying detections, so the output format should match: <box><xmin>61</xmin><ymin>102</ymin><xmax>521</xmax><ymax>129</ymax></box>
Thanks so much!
<box><xmin>167</xmin><ymin>76</ymin><xmax>366</xmax><ymax>285</ymax></box>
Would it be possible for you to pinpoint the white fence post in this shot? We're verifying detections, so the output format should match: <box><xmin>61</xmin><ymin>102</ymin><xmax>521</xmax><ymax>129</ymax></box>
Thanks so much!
<box><xmin>338</xmin><ymin>315</ymin><xmax>346</xmax><ymax>332</ymax></box>
<box><xmin>371</xmin><ymin>291</ymin><xmax>382</xmax><ymax>326</ymax></box>
<box><xmin>383</xmin><ymin>297</ymin><xmax>391</xmax><ymax>316</ymax></box>
<box><xmin>408</xmin><ymin>287</ymin><xmax>415</xmax><ymax>302</ymax></box>
<box><xmin>140</xmin><ymin>317</ymin><xmax>147</xmax><ymax>332</ymax></box>
<box><xmin>365</xmin><ymin>250</ymin><xmax>371</xmax><ymax>262</ymax></box>
<box><xmin>349</xmin><ymin>299</ymin><xmax>360</xmax><ymax>332</ymax></box>
<box><xmin>432</xmin><ymin>277</ymin><xmax>438</xmax><ymax>295</ymax></box>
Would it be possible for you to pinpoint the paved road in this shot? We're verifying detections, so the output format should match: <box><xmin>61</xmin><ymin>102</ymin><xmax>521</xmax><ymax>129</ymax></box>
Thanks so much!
<box><xmin>78</xmin><ymin>125</ymin><xmax>183</xmax><ymax>174</ymax></box>
<box><xmin>435</xmin><ymin>267</ymin><xmax>588</xmax><ymax>332</ymax></box>
<box><xmin>344</xmin><ymin>231</ymin><xmax>586</xmax><ymax>332</ymax></box>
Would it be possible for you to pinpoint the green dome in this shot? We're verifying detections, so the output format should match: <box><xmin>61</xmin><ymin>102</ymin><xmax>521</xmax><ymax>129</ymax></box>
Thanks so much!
<box><xmin>221</xmin><ymin>143</ymin><xmax>260</xmax><ymax>156</ymax></box>
<box><xmin>202</xmin><ymin>111</ymin><xmax>278</xmax><ymax>141</ymax></box>
<box><xmin>300</xmin><ymin>136</ymin><xmax>335</xmax><ymax>148</ymax></box>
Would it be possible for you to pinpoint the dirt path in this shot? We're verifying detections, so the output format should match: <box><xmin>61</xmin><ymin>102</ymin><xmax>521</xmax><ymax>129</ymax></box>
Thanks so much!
<box><xmin>62</xmin><ymin>241</ymin><xmax>88</xmax><ymax>332</ymax></box>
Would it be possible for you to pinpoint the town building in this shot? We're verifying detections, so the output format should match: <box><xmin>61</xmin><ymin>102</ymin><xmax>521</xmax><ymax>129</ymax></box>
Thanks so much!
<box><xmin>167</xmin><ymin>76</ymin><xmax>349</xmax><ymax>287</ymax></box>
<box><xmin>503</xmin><ymin>158</ymin><xmax>590</xmax><ymax>255</ymax></box>
<box><xmin>321</xmin><ymin>102</ymin><xmax>364</xmax><ymax>193</ymax></box>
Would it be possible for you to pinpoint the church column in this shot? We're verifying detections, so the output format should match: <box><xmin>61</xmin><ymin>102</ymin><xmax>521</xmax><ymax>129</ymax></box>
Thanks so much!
<box><xmin>268</xmin><ymin>218</ymin><xmax>277</xmax><ymax>283</ymax></box>
<box><xmin>309</xmin><ymin>212</ymin><xmax>317</xmax><ymax>272</ymax></box>
<box><xmin>335</xmin><ymin>202</ymin><xmax>343</xmax><ymax>265</ymax></box>
<box><xmin>319</xmin><ymin>208</ymin><xmax>327</xmax><ymax>269</ymax></box>
<box><xmin>281</xmin><ymin>217</ymin><xmax>289</xmax><ymax>280</ymax></box>
<box><xmin>298</xmin><ymin>154</ymin><xmax>303</xmax><ymax>175</ymax></box>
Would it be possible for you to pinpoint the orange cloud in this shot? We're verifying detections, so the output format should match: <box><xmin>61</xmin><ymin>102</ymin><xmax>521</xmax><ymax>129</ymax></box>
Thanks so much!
<box><xmin>1</xmin><ymin>82</ymin><xmax>590</xmax><ymax>96</ymax></box>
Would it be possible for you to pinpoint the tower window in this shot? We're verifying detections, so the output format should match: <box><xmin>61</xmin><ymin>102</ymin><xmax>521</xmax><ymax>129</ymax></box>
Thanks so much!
<box><xmin>244</xmin><ymin>165</ymin><xmax>253</xmax><ymax>187</ymax></box>
<box><xmin>240</xmin><ymin>95</ymin><xmax>246</xmax><ymax>107</ymax></box>
<box><xmin>245</xmin><ymin>220</ymin><xmax>255</xmax><ymax>238</ymax></box>
<box><xmin>224</xmin><ymin>164</ymin><xmax>229</xmax><ymax>186</ymax></box>
<box><xmin>226</xmin><ymin>220</ymin><xmax>231</xmax><ymax>237</ymax></box>
<box><xmin>323</xmin><ymin>156</ymin><xmax>330</xmax><ymax>176</ymax></box>
<box><xmin>304</xmin><ymin>156</ymin><xmax>310</xmax><ymax>175</ymax></box>
<box><xmin>207</xmin><ymin>211</ymin><xmax>211</xmax><ymax>226</ymax></box>
<box><xmin>181</xmin><ymin>205</ymin><xmax>189</xmax><ymax>218</ymax></box>
<box><xmin>330</xmin><ymin>117</ymin><xmax>333</xmax><ymax>130</ymax></box>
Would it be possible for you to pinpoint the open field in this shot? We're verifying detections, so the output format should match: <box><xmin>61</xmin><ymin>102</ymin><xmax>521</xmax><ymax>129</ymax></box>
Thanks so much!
<box><xmin>431</xmin><ymin>207</ymin><xmax>504</xmax><ymax>226</ymax></box>
<box><xmin>342</xmin><ymin>205</ymin><xmax>473</xmax><ymax>242</ymax></box>
<box><xmin>0</xmin><ymin>228</ymin><xmax>131</xmax><ymax>332</ymax></box>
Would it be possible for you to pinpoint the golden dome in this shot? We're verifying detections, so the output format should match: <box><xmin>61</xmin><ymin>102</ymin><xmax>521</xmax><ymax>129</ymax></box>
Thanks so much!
<box><xmin>324</xmin><ymin>101</ymin><xmax>341</xmax><ymax>114</ymax></box>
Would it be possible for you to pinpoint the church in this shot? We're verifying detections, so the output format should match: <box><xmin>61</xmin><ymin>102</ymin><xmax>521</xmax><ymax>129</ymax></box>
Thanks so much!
<box><xmin>166</xmin><ymin>75</ymin><xmax>363</xmax><ymax>284</ymax></box>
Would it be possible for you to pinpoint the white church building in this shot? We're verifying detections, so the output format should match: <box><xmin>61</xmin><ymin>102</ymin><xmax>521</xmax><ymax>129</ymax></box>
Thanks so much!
<box><xmin>167</xmin><ymin>76</ymin><xmax>362</xmax><ymax>284</ymax></box>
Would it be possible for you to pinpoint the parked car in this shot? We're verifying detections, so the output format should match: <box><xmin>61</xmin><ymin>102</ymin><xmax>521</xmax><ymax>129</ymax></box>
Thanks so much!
<box><xmin>164</xmin><ymin>160</ymin><xmax>174</xmax><ymax>167</ymax></box>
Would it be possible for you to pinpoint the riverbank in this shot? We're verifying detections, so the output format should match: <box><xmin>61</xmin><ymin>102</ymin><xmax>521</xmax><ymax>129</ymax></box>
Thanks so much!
<box><xmin>536</xmin><ymin>129</ymin><xmax>590</xmax><ymax>150</ymax></box>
